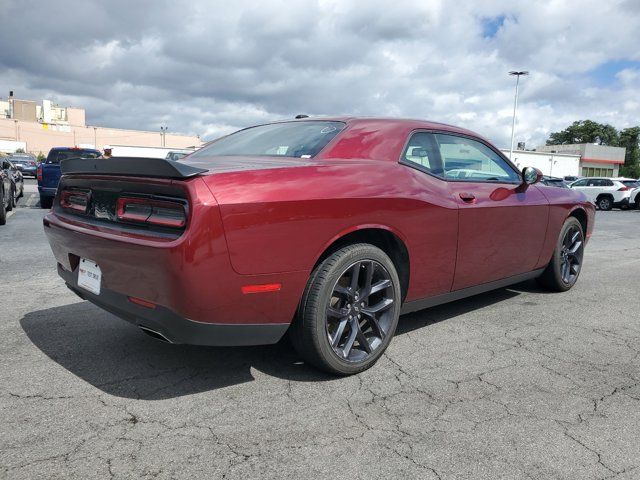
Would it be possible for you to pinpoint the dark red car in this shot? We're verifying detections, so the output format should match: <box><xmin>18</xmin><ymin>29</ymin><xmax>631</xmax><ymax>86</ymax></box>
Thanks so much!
<box><xmin>43</xmin><ymin>118</ymin><xmax>594</xmax><ymax>374</ymax></box>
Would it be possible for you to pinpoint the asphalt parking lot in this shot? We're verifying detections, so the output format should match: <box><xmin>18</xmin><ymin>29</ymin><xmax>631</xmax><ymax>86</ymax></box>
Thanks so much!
<box><xmin>1</xmin><ymin>179</ymin><xmax>639</xmax><ymax>479</ymax></box>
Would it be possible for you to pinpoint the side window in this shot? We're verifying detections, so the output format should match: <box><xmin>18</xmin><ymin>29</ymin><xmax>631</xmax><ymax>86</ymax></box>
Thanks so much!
<box><xmin>434</xmin><ymin>134</ymin><xmax>520</xmax><ymax>183</ymax></box>
<box><xmin>602</xmin><ymin>179</ymin><xmax>614</xmax><ymax>187</ymax></box>
<box><xmin>572</xmin><ymin>179</ymin><xmax>588</xmax><ymax>187</ymax></box>
<box><xmin>401</xmin><ymin>132</ymin><xmax>443</xmax><ymax>176</ymax></box>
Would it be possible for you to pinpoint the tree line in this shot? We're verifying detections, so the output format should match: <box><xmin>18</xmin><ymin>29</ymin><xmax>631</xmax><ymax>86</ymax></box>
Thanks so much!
<box><xmin>546</xmin><ymin>120</ymin><xmax>640</xmax><ymax>177</ymax></box>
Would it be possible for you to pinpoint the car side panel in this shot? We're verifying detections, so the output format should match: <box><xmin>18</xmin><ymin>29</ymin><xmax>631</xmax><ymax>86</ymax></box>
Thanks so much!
<box><xmin>204</xmin><ymin>161</ymin><xmax>459</xmax><ymax>301</ymax></box>
<box><xmin>534</xmin><ymin>186</ymin><xmax>595</xmax><ymax>268</ymax></box>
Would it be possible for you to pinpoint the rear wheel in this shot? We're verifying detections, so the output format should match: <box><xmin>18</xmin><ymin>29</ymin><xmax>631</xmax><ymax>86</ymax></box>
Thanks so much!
<box><xmin>597</xmin><ymin>196</ymin><xmax>613</xmax><ymax>211</ymax></box>
<box><xmin>7</xmin><ymin>187</ymin><xmax>14</xmax><ymax>211</ymax></box>
<box><xmin>537</xmin><ymin>217</ymin><xmax>585</xmax><ymax>292</ymax></box>
<box><xmin>0</xmin><ymin>187</ymin><xmax>6</xmax><ymax>225</ymax></box>
<box><xmin>290</xmin><ymin>244</ymin><xmax>401</xmax><ymax>375</ymax></box>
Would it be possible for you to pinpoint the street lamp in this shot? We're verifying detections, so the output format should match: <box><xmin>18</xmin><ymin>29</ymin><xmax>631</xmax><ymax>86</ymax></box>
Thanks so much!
<box><xmin>160</xmin><ymin>126</ymin><xmax>168</xmax><ymax>147</ymax></box>
<box><xmin>508</xmin><ymin>70</ymin><xmax>529</xmax><ymax>160</ymax></box>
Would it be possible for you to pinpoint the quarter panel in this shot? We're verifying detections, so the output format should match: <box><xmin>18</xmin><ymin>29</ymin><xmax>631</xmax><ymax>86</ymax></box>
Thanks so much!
<box><xmin>206</xmin><ymin>161</ymin><xmax>459</xmax><ymax>301</ymax></box>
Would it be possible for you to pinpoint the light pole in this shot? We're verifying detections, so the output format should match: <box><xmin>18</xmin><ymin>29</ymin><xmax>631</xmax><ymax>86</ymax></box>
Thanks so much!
<box><xmin>509</xmin><ymin>70</ymin><xmax>529</xmax><ymax>160</ymax></box>
<box><xmin>93</xmin><ymin>126</ymin><xmax>97</xmax><ymax>149</ymax></box>
<box><xmin>160</xmin><ymin>126</ymin><xmax>168</xmax><ymax>147</ymax></box>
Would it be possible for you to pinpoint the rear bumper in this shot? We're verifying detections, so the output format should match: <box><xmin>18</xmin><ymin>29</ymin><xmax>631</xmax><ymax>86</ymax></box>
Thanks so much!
<box><xmin>613</xmin><ymin>198</ymin><xmax>630</xmax><ymax>208</ymax></box>
<box><xmin>42</xmin><ymin>176</ymin><xmax>309</xmax><ymax>346</ymax></box>
<box><xmin>60</xmin><ymin>265</ymin><xmax>289</xmax><ymax>345</ymax></box>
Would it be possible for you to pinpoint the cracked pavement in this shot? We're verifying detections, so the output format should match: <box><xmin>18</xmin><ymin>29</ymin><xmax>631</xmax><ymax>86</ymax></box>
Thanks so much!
<box><xmin>2</xmin><ymin>185</ymin><xmax>640</xmax><ymax>479</ymax></box>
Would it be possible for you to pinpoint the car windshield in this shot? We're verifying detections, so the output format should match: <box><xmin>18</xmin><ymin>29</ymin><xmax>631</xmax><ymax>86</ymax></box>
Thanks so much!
<box><xmin>47</xmin><ymin>150</ymin><xmax>101</xmax><ymax>164</ymax></box>
<box><xmin>191</xmin><ymin>121</ymin><xmax>345</xmax><ymax>159</ymax></box>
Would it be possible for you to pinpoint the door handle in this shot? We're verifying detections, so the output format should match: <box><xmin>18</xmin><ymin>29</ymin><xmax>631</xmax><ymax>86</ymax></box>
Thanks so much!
<box><xmin>459</xmin><ymin>192</ymin><xmax>476</xmax><ymax>203</ymax></box>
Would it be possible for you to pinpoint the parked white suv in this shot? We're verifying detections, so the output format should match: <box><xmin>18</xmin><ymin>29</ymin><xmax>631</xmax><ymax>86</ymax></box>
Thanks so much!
<box><xmin>618</xmin><ymin>178</ymin><xmax>640</xmax><ymax>209</ymax></box>
<box><xmin>569</xmin><ymin>177</ymin><xmax>634</xmax><ymax>210</ymax></box>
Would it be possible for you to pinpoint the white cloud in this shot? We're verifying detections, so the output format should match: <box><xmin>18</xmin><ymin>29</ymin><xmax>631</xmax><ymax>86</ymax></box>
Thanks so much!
<box><xmin>1</xmin><ymin>0</ymin><xmax>639</xmax><ymax>148</ymax></box>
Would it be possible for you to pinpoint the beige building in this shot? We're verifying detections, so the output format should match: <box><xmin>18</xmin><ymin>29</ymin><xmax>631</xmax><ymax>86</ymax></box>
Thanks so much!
<box><xmin>535</xmin><ymin>143</ymin><xmax>626</xmax><ymax>177</ymax></box>
<box><xmin>0</xmin><ymin>94</ymin><xmax>201</xmax><ymax>155</ymax></box>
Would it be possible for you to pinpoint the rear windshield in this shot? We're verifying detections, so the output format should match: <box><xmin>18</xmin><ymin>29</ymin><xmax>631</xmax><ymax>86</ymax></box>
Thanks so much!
<box><xmin>621</xmin><ymin>180</ymin><xmax>640</xmax><ymax>188</ymax></box>
<box><xmin>190</xmin><ymin>121</ymin><xmax>345</xmax><ymax>159</ymax></box>
<box><xmin>46</xmin><ymin>150</ymin><xmax>101</xmax><ymax>164</ymax></box>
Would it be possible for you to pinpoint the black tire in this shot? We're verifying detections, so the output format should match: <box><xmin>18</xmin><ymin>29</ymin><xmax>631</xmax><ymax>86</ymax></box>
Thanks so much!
<box><xmin>596</xmin><ymin>196</ymin><xmax>613</xmax><ymax>211</ymax></box>
<box><xmin>635</xmin><ymin>197</ymin><xmax>640</xmax><ymax>210</ymax></box>
<box><xmin>7</xmin><ymin>187</ymin><xmax>14</xmax><ymax>211</ymax></box>
<box><xmin>290</xmin><ymin>243</ymin><xmax>401</xmax><ymax>375</ymax></box>
<box><xmin>40</xmin><ymin>196</ymin><xmax>53</xmax><ymax>209</ymax></box>
<box><xmin>537</xmin><ymin>217</ymin><xmax>585</xmax><ymax>292</ymax></box>
<box><xmin>0</xmin><ymin>187</ymin><xmax>6</xmax><ymax>226</ymax></box>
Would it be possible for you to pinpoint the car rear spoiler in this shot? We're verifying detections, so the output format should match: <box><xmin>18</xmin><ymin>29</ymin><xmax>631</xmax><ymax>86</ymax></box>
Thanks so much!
<box><xmin>60</xmin><ymin>157</ymin><xmax>208</xmax><ymax>179</ymax></box>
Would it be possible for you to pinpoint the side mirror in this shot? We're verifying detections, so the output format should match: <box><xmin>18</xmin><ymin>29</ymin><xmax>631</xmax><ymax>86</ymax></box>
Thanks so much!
<box><xmin>522</xmin><ymin>166</ymin><xmax>543</xmax><ymax>185</ymax></box>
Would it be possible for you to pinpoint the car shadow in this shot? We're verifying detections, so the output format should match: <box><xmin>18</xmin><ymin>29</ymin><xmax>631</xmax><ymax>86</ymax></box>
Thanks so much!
<box><xmin>20</xmin><ymin>280</ymin><xmax>537</xmax><ymax>400</ymax></box>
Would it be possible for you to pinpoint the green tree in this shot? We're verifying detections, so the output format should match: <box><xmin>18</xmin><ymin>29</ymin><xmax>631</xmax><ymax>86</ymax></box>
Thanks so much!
<box><xmin>15</xmin><ymin>147</ymin><xmax>26</xmax><ymax>153</ymax></box>
<box><xmin>36</xmin><ymin>152</ymin><xmax>46</xmax><ymax>163</ymax></box>
<box><xmin>546</xmin><ymin>120</ymin><xmax>620</xmax><ymax>146</ymax></box>
<box><xmin>619</xmin><ymin>127</ymin><xmax>640</xmax><ymax>178</ymax></box>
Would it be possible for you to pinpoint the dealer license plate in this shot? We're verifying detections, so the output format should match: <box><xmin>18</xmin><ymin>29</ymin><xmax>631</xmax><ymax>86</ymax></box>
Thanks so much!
<box><xmin>78</xmin><ymin>258</ymin><xmax>102</xmax><ymax>295</ymax></box>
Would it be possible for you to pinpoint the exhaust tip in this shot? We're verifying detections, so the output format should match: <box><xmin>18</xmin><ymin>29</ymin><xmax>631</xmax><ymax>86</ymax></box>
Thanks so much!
<box><xmin>139</xmin><ymin>326</ymin><xmax>172</xmax><ymax>343</ymax></box>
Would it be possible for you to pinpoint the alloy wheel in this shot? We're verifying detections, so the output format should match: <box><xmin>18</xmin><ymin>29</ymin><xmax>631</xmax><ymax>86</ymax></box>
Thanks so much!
<box><xmin>325</xmin><ymin>260</ymin><xmax>395</xmax><ymax>363</ymax></box>
<box><xmin>598</xmin><ymin>198</ymin><xmax>611</xmax><ymax>210</ymax></box>
<box><xmin>560</xmin><ymin>225</ymin><xmax>583</xmax><ymax>285</ymax></box>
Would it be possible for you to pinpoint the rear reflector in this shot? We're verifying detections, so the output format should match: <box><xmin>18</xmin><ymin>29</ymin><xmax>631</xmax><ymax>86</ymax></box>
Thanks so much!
<box><xmin>241</xmin><ymin>283</ymin><xmax>282</xmax><ymax>294</ymax></box>
<box><xmin>117</xmin><ymin>196</ymin><xmax>186</xmax><ymax>228</ymax></box>
<box><xmin>128</xmin><ymin>296</ymin><xmax>157</xmax><ymax>309</ymax></box>
<box><xmin>37</xmin><ymin>165</ymin><xmax>42</xmax><ymax>181</ymax></box>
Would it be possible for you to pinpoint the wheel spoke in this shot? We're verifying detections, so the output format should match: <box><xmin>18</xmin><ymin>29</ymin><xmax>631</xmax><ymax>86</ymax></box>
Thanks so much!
<box><xmin>334</xmin><ymin>284</ymin><xmax>351</xmax><ymax>298</ymax></box>
<box><xmin>362</xmin><ymin>298</ymin><xmax>394</xmax><ymax>315</ymax></box>
<box><xmin>364</xmin><ymin>261</ymin><xmax>374</xmax><ymax>291</ymax></box>
<box><xmin>570</xmin><ymin>230</ymin><xmax>580</xmax><ymax>245</ymax></box>
<box><xmin>327</xmin><ymin>306</ymin><xmax>347</xmax><ymax>318</ymax></box>
<box><xmin>362</xmin><ymin>311</ymin><xmax>385</xmax><ymax>339</ymax></box>
<box><xmin>568</xmin><ymin>240</ymin><xmax>582</xmax><ymax>255</ymax></box>
<box><xmin>561</xmin><ymin>260</ymin><xmax>569</xmax><ymax>282</ymax></box>
<box><xmin>331</xmin><ymin>318</ymin><xmax>348</xmax><ymax>347</ymax></box>
<box><xmin>341</xmin><ymin>322</ymin><xmax>358</xmax><ymax>358</ymax></box>
<box><xmin>355</xmin><ymin>323</ymin><xmax>372</xmax><ymax>354</ymax></box>
<box><xmin>362</xmin><ymin>279</ymin><xmax>392</xmax><ymax>300</ymax></box>
<box><xmin>349</xmin><ymin>262</ymin><xmax>361</xmax><ymax>291</ymax></box>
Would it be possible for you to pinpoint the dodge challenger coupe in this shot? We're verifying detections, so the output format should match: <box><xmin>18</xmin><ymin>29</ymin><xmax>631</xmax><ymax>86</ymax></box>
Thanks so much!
<box><xmin>43</xmin><ymin>118</ymin><xmax>594</xmax><ymax>375</ymax></box>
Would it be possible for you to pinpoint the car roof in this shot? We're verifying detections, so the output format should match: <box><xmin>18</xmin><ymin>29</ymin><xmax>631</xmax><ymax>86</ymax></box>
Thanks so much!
<box><xmin>50</xmin><ymin>147</ymin><xmax>100</xmax><ymax>151</ymax></box>
<box><xmin>291</xmin><ymin>116</ymin><xmax>479</xmax><ymax>134</ymax></box>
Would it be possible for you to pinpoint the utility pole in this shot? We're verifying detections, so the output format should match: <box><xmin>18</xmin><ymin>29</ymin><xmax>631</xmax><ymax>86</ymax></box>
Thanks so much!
<box><xmin>93</xmin><ymin>126</ymin><xmax>97</xmax><ymax>149</ymax></box>
<box><xmin>160</xmin><ymin>126</ymin><xmax>168</xmax><ymax>147</ymax></box>
<box><xmin>509</xmin><ymin>71</ymin><xmax>529</xmax><ymax>160</ymax></box>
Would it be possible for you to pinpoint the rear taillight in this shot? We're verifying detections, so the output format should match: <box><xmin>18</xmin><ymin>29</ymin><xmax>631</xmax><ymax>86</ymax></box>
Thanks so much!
<box><xmin>60</xmin><ymin>190</ymin><xmax>89</xmax><ymax>213</ymax></box>
<box><xmin>37</xmin><ymin>165</ymin><xmax>42</xmax><ymax>181</ymax></box>
<box><xmin>116</xmin><ymin>196</ymin><xmax>186</xmax><ymax>228</ymax></box>
<box><xmin>618</xmin><ymin>186</ymin><xmax>630</xmax><ymax>191</ymax></box>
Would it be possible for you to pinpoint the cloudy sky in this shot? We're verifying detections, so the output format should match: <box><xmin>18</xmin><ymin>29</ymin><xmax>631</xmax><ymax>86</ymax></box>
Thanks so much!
<box><xmin>1</xmin><ymin>0</ymin><xmax>639</xmax><ymax>147</ymax></box>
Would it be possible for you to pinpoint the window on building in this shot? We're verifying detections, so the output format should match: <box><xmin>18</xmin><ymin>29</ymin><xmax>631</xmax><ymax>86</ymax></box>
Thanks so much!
<box><xmin>582</xmin><ymin>167</ymin><xmax>613</xmax><ymax>177</ymax></box>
